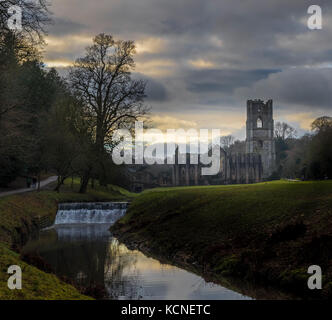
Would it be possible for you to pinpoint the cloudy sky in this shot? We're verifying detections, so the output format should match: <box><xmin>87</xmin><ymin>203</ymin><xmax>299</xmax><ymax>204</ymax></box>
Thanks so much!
<box><xmin>44</xmin><ymin>0</ymin><xmax>332</xmax><ymax>139</ymax></box>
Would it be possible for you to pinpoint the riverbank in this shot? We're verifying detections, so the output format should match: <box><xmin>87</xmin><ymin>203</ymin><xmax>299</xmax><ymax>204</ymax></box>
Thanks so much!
<box><xmin>111</xmin><ymin>180</ymin><xmax>332</xmax><ymax>299</ymax></box>
<box><xmin>0</xmin><ymin>179</ymin><xmax>134</xmax><ymax>299</ymax></box>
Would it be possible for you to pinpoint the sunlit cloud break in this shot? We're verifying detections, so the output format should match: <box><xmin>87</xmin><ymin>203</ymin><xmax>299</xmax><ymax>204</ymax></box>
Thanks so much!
<box><xmin>112</xmin><ymin>122</ymin><xmax>223</xmax><ymax>176</ymax></box>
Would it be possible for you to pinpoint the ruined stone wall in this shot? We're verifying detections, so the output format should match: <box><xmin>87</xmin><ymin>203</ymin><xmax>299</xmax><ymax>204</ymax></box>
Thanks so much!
<box><xmin>172</xmin><ymin>152</ymin><xmax>262</xmax><ymax>186</ymax></box>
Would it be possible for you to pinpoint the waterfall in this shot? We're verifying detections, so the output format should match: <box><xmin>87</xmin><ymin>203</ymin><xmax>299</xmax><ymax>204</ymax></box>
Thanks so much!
<box><xmin>54</xmin><ymin>202</ymin><xmax>128</xmax><ymax>225</ymax></box>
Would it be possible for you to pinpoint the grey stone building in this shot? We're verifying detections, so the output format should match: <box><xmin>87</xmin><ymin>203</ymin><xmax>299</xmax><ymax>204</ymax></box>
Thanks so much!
<box><xmin>129</xmin><ymin>99</ymin><xmax>276</xmax><ymax>191</ymax></box>
<box><xmin>171</xmin><ymin>148</ymin><xmax>262</xmax><ymax>187</ymax></box>
<box><xmin>245</xmin><ymin>99</ymin><xmax>276</xmax><ymax>178</ymax></box>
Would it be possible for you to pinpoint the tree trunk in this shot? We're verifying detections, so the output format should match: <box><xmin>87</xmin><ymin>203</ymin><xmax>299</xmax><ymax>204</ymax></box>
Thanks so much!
<box><xmin>95</xmin><ymin>125</ymin><xmax>108</xmax><ymax>187</ymax></box>
<box><xmin>98</xmin><ymin>156</ymin><xmax>108</xmax><ymax>187</ymax></box>
<box><xmin>99</xmin><ymin>171</ymin><xmax>107</xmax><ymax>187</ymax></box>
<box><xmin>79</xmin><ymin>172</ymin><xmax>90</xmax><ymax>194</ymax></box>
<box><xmin>37</xmin><ymin>173</ymin><xmax>41</xmax><ymax>191</ymax></box>
<box><xmin>54</xmin><ymin>176</ymin><xmax>66</xmax><ymax>193</ymax></box>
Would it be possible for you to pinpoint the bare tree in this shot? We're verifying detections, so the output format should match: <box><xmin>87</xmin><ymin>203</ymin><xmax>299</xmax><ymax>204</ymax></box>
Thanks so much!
<box><xmin>69</xmin><ymin>33</ymin><xmax>149</xmax><ymax>190</ymax></box>
<box><xmin>0</xmin><ymin>0</ymin><xmax>50</xmax><ymax>43</ymax></box>
<box><xmin>311</xmin><ymin>116</ymin><xmax>332</xmax><ymax>133</ymax></box>
<box><xmin>274</xmin><ymin>122</ymin><xmax>297</xmax><ymax>140</ymax></box>
<box><xmin>221</xmin><ymin>135</ymin><xmax>235</xmax><ymax>150</ymax></box>
<box><xmin>0</xmin><ymin>0</ymin><xmax>49</xmax><ymax>119</ymax></box>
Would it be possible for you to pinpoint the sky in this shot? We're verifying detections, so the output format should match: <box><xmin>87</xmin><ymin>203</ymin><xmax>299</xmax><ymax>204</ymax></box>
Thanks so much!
<box><xmin>44</xmin><ymin>0</ymin><xmax>332</xmax><ymax>140</ymax></box>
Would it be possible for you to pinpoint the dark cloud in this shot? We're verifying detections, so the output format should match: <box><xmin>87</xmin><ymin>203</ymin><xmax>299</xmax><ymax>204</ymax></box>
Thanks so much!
<box><xmin>235</xmin><ymin>68</ymin><xmax>332</xmax><ymax>111</ymax></box>
<box><xmin>146</xmin><ymin>79</ymin><xmax>169</xmax><ymax>102</ymax></box>
<box><xmin>46</xmin><ymin>0</ymin><xmax>332</xmax><ymax>132</ymax></box>
<box><xmin>49</xmin><ymin>17</ymin><xmax>88</xmax><ymax>36</ymax></box>
<box><xmin>186</xmin><ymin>69</ymin><xmax>280</xmax><ymax>94</ymax></box>
<box><xmin>50</xmin><ymin>0</ymin><xmax>332</xmax><ymax>67</ymax></box>
<box><xmin>133</xmin><ymin>73</ymin><xmax>169</xmax><ymax>102</ymax></box>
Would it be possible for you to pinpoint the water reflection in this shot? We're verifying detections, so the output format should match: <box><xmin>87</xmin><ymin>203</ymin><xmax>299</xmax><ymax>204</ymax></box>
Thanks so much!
<box><xmin>23</xmin><ymin>224</ymin><xmax>251</xmax><ymax>300</ymax></box>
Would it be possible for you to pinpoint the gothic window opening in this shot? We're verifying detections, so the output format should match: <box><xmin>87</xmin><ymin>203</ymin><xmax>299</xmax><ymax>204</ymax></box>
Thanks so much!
<box><xmin>258</xmin><ymin>140</ymin><xmax>263</xmax><ymax>148</ymax></box>
<box><xmin>257</xmin><ymin>117</ymin><xmax>263</xmax><ymax>128</ymax></box>
<box><xmin>190</xmin><ymin>167</ymin><xmax>195</xmax><ymax>177</ymax></box>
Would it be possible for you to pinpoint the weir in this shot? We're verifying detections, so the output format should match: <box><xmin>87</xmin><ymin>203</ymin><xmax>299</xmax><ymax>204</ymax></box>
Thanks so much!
<box><xmin>55</xmin><ymin>202</ymin><xmax>128</xmax><ymax>225</ymax></box>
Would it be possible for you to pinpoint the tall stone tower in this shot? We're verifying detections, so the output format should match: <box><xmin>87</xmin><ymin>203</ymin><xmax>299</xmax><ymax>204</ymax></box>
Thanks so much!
<box><xmin>246</xmin><ymin>99</ymin><xmax>276</xmax><ymax>178</ymax></box>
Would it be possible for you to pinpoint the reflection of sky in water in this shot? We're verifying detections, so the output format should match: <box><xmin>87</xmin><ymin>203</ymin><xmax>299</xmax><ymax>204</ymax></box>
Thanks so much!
<box><xmin>106</xmin><ymin>245</ymin><xmax>251</xmax><ymax>300</ymax></box>
<box><xmin>24</xmin><ymin>224</ymin><xmax>251</xmax><ymax>300</ymax></box>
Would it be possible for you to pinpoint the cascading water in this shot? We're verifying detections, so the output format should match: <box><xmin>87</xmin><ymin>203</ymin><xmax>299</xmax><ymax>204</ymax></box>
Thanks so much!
<box><xmin>54</xmin><ymin>202</ymin><xmax>128</xmax><ymax>225</ymax></box>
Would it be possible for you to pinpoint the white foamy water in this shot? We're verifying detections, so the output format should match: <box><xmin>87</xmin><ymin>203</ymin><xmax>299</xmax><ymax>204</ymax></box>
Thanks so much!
<box><xmin>54</xmin><ymin>202</ymin><xmax>128</xmax><ymax>225</ymax></box>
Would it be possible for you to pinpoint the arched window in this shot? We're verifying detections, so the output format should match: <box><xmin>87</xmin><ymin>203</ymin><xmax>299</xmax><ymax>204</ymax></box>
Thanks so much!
<box><xmin>257</xmin><ymin>117</ymin><xmax>263</xmax><ymax>128</ymax></box>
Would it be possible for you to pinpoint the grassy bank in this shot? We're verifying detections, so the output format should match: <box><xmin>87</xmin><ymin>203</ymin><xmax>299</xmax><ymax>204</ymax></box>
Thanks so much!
<box><xmin>0</xmin><ymin>179</ymin><xmax>135</xmax><ymax>300</ymax></box>
<box><xmin>112</xmin><ymin>180</ymin><xmax>332</xmax><ymax>299</ymax></box>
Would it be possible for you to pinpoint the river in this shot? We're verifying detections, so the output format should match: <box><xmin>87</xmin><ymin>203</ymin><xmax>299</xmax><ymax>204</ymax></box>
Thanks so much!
<box><xmin>22</xmin><ymin>202</ymin><xmax>252</xmax><ymax>300</ymax></box>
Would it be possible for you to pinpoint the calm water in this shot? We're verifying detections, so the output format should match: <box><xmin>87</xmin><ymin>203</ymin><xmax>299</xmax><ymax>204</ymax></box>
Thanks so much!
<box><xmin>23</xmin><ymin>224</ymin><xmax>251</xmax><ymax>300</ymax></box>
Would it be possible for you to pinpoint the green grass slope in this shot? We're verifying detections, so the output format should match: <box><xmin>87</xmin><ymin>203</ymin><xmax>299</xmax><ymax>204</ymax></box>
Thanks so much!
<box><xmin>0</xmin><ymin>244</ymin><xmax>92</xmax><ymax>300</ymax></box>
<box><xmin>112</xmin><ymin>180</ymin><xmax>332</xmax><ymax>299</ymax></box>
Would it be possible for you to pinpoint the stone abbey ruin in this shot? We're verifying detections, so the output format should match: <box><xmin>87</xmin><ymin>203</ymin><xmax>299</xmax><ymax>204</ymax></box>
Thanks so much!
<box><xmin>129</xmin><ymin>100</ymin><xmax>276</xmax><ymax>192</ymax></box>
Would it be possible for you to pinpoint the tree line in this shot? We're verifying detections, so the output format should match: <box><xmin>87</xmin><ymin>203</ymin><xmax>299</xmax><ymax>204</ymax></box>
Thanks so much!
<box><xmin>222</xmin><ymin>118</ymin><xmax>332</xmax><ymax>180</ymax></box>
<box><xmin>274</xmin><ymin>117</ymin><xmax>332</xmax><ymax>180</ymax></box>
<box><xmin>0</xmin><ymin>2</ymin><xmax>148</xmax><ymax>192</ymax></box>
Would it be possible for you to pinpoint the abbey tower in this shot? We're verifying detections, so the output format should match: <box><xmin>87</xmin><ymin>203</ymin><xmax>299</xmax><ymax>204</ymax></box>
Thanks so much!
<box><xmin>246</xmin><ymin>99</ymin><xmax>276</xmax><ymax>178</ymax></box>
<box><xmin>130</xmin><ymin>99</ymin><xmax>275</xmax><ymax>191</ymax></box>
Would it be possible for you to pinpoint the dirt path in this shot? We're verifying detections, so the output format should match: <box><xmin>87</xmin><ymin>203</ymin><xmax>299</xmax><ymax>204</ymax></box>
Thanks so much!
<box><xmin>0</xmin><ymin>176</ymin><xmax>58</xmax><ymax>198</ymax></box>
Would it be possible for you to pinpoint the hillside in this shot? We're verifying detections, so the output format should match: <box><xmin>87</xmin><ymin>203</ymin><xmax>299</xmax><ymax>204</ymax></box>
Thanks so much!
<box><xmin>112</xmin><ymin>180</ymin><xmax>332</xmax><ymax>299</ymax></box>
